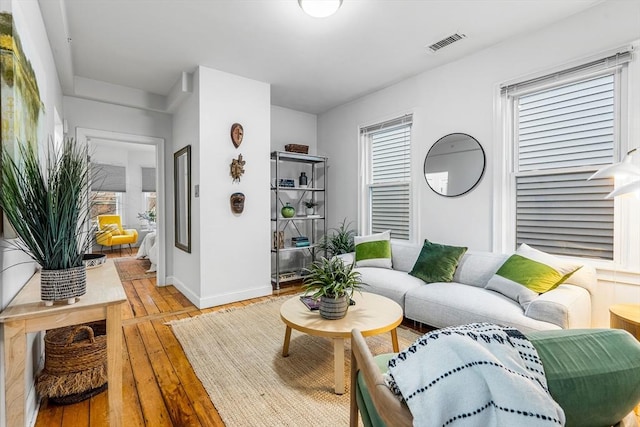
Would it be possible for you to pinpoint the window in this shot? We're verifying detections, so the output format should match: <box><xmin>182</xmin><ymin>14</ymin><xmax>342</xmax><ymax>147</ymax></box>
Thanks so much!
<box><xmin>90</xmin><ymin>163</ymin><xmax>127</xmax><ymax>221</ymax></box>
<box><xmin>500</xmin><ymin>51</ymin><xmax>632</xmax><ymax>261</ymax></box>
<box><xmin>360</xmin><ymin>115</ymin><xmax>412</xmax><ymax>240</ymax></box>
<box><xmin>90</xmin><ymin>191</ymin><xmax>123</xmax><ymax>219</ymax></box>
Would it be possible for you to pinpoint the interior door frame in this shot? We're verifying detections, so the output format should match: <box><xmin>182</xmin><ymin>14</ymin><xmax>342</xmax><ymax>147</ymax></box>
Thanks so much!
<box><xmin>77</xmin><ymin>127</ymin><xmax>167</xmax><ymax>286</ymax></box>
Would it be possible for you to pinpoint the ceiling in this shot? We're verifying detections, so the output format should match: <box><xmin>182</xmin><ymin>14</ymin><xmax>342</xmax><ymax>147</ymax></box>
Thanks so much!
<box><xmin>42</xmin><ymin>0</ymin><xmax>602</xmax><ymax>115</ymax></box>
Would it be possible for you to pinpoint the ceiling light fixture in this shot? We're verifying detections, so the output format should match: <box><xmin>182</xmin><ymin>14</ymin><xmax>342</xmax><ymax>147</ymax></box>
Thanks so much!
<box><xmin>298</xmin><ymin>0</ymin><xmax>342</xmax><ymax>18</ymax></box>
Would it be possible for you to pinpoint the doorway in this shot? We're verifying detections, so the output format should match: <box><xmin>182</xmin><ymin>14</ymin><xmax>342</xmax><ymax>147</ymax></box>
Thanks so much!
<box><xmin>76</xmin><ymin>128</ymin><xmax>166</xmax><ymax>286</ymax></box>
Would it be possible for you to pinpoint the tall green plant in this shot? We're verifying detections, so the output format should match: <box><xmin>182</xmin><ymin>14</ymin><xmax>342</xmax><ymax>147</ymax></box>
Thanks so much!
<box><xmin>0</xmin><ymin>139</ymin><xmax>93</xmax><ymax>270</ymax></box>
<box><xmin>320</xmin><ymin>218</ymin><xmax>356</xmax><ymax>257</ymax></box>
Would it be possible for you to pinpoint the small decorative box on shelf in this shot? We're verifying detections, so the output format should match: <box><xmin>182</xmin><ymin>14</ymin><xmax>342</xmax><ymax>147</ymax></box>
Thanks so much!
<box><xmin>284</xmin><ymin>144</ymin><xmax>309</xmax><ymax>154</ymax></box>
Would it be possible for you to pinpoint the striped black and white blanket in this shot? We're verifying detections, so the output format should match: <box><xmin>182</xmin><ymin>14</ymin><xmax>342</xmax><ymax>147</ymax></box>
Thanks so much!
<box><xmin>385</xmin><ymin>323</ymin><xmax>565</xmax><ymax>427</ymax></box>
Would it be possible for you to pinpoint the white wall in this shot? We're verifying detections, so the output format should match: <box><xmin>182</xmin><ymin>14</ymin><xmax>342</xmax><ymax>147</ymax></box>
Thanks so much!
<box><xmin>0</xmin><ymin>1</ymin><xmax>63</xmax><ymax>425</ymax></box>
<box><xmin>171</xmin><ymin>69</ymin><xmax>200</xmax><ymax>301</ymax></box>
<box><xmin>171</xmin><ymin>66</ymin><xmax>272</xmax><ymax>308</ymax></box>
<box><xmin>318</xmin><ymin>0</ymin><xmax>640</xmax><ymax>327</ymax></box>
<box><xmin>271</xmin><ymin>105</ymin><xmax>317</xmax><ymax>153</ymax></box>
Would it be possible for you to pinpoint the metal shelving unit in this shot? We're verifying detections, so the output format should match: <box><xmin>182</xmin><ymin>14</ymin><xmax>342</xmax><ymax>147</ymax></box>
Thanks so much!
<box><xmin>270</xmin><ymin>151</ymin><xmax>327</xmax><ymax>290</ymax></box>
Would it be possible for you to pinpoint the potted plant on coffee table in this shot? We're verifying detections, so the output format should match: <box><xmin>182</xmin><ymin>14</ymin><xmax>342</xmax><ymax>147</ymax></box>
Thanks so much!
<box><xmin>302</xmin><ymin>256</ymin><xmax>363</xmax><ymax>320</ymax></box>
<box><xmin>0</xmin><ymin>138</ymin><xmax>94</xmax><ymax>305</ymax></box>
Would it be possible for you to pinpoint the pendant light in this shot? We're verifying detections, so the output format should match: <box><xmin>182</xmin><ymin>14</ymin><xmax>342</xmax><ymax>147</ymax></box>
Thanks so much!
<box><xmin>589</xmin><ymin>148</ymin><xmax>640</xmax><ymax>198</ymax></box>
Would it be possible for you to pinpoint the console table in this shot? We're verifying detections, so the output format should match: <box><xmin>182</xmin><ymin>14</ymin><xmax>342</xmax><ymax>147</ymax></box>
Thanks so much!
<box><xmin>0</xmin><ymin>260</ymin><xmax>127</xmax><ymax>427</ymax></box>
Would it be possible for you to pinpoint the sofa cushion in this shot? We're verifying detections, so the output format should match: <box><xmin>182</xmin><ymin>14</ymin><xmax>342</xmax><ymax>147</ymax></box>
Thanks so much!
<box><xmin>516</xmin><ymin>243</ymin><xmax>583</xmax><ymax>283</ymax></box>
<box><xmin>408</xmin><ymin>240</ymin><xmax>467</xmax><ymax>283</ymax></box>
<box><xmin>355</xmin><ymin>267</ymin><xmax>423</xmax><ymax>309</ymax></box>
<box><xmin>404</xmin><ymin>282</ymin><xmax>561</xmax><ymax>333</ymax></box>
<box><xmin>355</xmin><ymin>231</ymin><xmax>392</xmax><ymax>269</ymax></box>
<box><xmin>452</xmin><ymin>250</ymin><xmax>509</xmax><ymax>288</ymax></box>
<box><xmin>102</xmin><ymin>223</ymin><xmax>121</xmax><ymax>235</ymax></box>
<box><xmin>390</xmin><ymin>242</ymin><xmax>422</xmax><ymax>273</ymax></box>
<box><xmin>527</xmin><ymin>328</ymin><xmax>640</xmax><ymax>427</ymax></box>
<box><xmin>485</xmin><ymin>245</ymin><xmax>582</xmax><ymax>310</ymax></box>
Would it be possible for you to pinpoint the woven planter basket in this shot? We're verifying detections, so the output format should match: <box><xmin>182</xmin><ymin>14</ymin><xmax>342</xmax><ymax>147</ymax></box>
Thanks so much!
<box><xmin>319</xmin><ymin>295</ymin><xmax>349</xmax><ymax>320</ymax></box>
<box><xmin>41</xmin><ymin>265</ymin><xmax>87</xmax><ymax>302</ymax></box>
<box><xmin>36</xmin><ymin>321</ymin><xmax>108</xmax><ymax>404</ymax></box>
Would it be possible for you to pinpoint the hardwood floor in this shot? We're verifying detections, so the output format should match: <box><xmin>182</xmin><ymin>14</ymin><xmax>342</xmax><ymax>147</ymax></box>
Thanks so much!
<box><xmin>34</xmin><ymin>254</ymin><xmax>298</xmax><ymax>427</ymax></box>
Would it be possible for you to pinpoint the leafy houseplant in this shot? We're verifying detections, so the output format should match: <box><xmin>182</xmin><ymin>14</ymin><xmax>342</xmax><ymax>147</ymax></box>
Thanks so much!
<box><xmin>303</xmin><ymin>199</ymin><xmax>317</xmax><ymax>215</ymax></box>
<box><xmin>0</xmin><ymin>139</ymin><xmax>93</xmax><ymax>304</ymax></box>
<box><xmin>320</xmin><ymin>218</ymin><xmax>356</xmax><ymax>257</ymax></box>
<box><xmin>302</xmin><ymin>256</ymin><xmax>363</xmax><ymax>319</ymax></box>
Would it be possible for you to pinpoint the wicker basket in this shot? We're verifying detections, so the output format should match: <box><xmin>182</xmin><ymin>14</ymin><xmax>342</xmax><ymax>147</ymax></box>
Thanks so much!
<box><xmin>284</xmin><ymin>144</ymin><xmax>309</xmax><ymax>154</ymax></box>
<box><xmin>36</xmin><ymin>321</ymin><xmax>108</xmax><ymax>404</ymax></box>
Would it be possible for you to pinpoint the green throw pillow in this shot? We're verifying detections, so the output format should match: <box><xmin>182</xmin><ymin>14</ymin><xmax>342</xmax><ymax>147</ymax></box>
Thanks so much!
<box><xmin>485</xmin><ymin>244</ymin><xmax>582</xmax><ymax>309</ymax></box>
<box><xmin>355</xmin><ymin>230</ymin><xmax>392</xmax><ymax>269</ymax></box>
<box><xmin>408</xmin><ymin>240</ymin><xmax>467</xmax><ymax>283</ymax></box>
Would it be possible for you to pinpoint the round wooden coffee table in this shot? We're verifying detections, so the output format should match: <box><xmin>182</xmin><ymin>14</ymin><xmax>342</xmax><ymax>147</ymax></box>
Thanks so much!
<box><xmin>280</xmin><ymin>291</ymin><xmax>403</xmax><ymax>394</ymax></box>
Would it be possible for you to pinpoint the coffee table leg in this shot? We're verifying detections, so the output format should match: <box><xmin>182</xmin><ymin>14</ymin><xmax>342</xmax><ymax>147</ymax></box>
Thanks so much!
<box><xmin>334</xmin><ymin>338</ymin><xmax>345</xmax><ymax>394</ymax></box>
<box><xmin>282</xmin><ymin>326</ymin><xmax>292</xmax><ymax>357</ymax></box>
<box><xmin>390</xmin><ymin>328</ymin><xmax>399</xmax><ymax>352</ymax></box>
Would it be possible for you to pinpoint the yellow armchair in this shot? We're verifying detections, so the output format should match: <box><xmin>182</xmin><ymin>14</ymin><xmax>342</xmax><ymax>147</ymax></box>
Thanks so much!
<box><xmin>96</xmin><ymin>215</ymin><xmax>139</xmax><ymax>254</ymax></box>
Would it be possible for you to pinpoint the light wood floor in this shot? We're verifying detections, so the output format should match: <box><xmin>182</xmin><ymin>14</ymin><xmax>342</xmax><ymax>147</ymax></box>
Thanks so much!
<box><xmin>34</xmin><ymin>254</ymin><xmax>299</xmax><ymax>427</ymax></box>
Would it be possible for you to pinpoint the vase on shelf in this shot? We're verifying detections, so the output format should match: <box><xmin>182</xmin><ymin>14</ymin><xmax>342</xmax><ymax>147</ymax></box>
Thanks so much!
<box><xmin>299</xmin><ymin>172</ymin><xmax>308</xmax><ymax>188</ymax></box>
<box><xmin>281</xmin><ymin>203</ymin><xmax>296</xmax><ymax>218</ymax></box>
<box><xmin>306</xmin><ymin>207</ymin><xmax>314</xmax><ymax>215</ymax></box>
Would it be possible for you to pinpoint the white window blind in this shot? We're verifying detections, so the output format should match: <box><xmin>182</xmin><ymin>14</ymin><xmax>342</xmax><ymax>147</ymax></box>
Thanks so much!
<box><xmin>362</xmin><ymin>116</ymin><xmax>412</xmax><ymax>240</ymax></box>
<box><xmin>514</xmin><ymin>73</ymin><xmax>617</xmax><ymax>260</ymax></box>
<box><xmin>141</xmin><ymin>167</ymin><xmax>156</xmax><ymax>192</ymax></box>
<box><xmin>91</xmin><ymin>163</ymin><xmax>127</xmax><ymax>192</ymax></box>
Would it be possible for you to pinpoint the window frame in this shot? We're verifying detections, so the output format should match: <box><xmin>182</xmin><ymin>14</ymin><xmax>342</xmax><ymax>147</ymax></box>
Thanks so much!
<box><xmin>358</xmin><ymin>114</ymin><xmax>415</xmax><ymax>242</ymax></box>
<box><xmin>494</xmin><ymin>51</ymin><xmax>639</xmax><ymax>273</ymax></box>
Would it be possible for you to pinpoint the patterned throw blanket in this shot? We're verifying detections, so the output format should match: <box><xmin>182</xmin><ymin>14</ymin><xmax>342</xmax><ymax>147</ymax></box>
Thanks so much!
<box><xmin>385</xmin><ymin>323</ymin><xmax>565</xmax><ymax>427</ymax></box>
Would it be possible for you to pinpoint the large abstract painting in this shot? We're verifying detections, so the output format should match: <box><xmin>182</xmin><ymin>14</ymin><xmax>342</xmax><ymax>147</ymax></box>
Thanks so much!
<box><xmin>0</xmin><ymin>11</ymin><xmax>43</xmax><ymax>236</ymax></box>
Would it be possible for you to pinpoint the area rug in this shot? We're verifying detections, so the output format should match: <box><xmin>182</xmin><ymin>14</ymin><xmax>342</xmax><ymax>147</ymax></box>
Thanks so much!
<box><xmin>113</xmin><ymin>257</ymin><xmax>156</xmax><ymax>281</ymax></box>
<box><xmin>168</xmin><ymin>296</ymin><xmax>421</xmax><ymax>427</ymax></box>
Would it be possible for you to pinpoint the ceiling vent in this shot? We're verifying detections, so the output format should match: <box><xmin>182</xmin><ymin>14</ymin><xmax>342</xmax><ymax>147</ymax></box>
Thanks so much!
<box><xmin>426</xmin><ymin>33</ymin><xmax>466</xmax><ymax>53</ymax></box>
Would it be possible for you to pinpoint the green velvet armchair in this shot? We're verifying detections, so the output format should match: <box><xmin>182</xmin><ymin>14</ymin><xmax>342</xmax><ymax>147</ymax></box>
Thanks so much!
<box><xmin>351</xmin><ymin>328</ymin><xmax>640</xmax><ymax>427</ymax></box>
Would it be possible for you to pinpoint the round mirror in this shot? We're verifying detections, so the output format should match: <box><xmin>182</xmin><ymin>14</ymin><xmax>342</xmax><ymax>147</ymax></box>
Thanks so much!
<box><xmin>424</xmin><ymin>133</ymin><xmax>485</xmax><ymax>197</ymax></box>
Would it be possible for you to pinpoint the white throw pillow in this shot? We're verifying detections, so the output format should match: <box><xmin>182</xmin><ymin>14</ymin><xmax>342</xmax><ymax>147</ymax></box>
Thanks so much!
<box><xmin>354</xmin><ymin>230</ymin><xmax>392</xmax><ymax>269</ymax></box>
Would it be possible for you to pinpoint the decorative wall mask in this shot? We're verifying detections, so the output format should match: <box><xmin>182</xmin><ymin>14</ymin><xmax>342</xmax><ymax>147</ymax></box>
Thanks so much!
<box><xmin>230</xmin><ymin>123</ymin><xmax>244</xmax><ymax>148</ymax></box>
<box><xmin>230</xmin><ymin>192</ymin><xmax>245</xmax><ymax>214</ymax></box>
<box><xmin>230</xmin><ymin>153</ymin><xmax>246</xmax><ymax>182</ymax></box>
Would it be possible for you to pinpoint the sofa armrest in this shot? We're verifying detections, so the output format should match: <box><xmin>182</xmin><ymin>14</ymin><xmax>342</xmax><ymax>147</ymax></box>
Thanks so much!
<box><xmin>525</xmin><ymin>284</ymin><xmax>591</xmax><ymax>329</ymax></box>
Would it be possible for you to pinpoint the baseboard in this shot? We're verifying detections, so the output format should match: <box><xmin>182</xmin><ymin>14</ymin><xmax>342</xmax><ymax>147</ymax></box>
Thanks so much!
<box><xmin>167</xmin><ymin>276</ymin><xmax>271</xmax><ymax>309</ymax></box>
<box><xmin>198</xmin><ymin>286</ymin><xmax>272</xmax><ymax>309</ymax></box>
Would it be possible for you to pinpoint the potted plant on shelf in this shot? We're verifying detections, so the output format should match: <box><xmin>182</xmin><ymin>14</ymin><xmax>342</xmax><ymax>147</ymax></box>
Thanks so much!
<box><xmin>319</xmin><ymin>218</ymin><xmax>356</xmax><ymax>257</ymax></box>
<box><xmin>302</xmin><ymin>256</ymin><xmax>363</xmax><ymax>320</ymax></box>
<box><xmin>0</xmin><ymin>138</ymin><xmax>94</xmax><ymax>305</ymax></box>
<box><xmin>303</xmin><ymin>199</ymin><xmax>318</xmax><ymax>216</ymax></box>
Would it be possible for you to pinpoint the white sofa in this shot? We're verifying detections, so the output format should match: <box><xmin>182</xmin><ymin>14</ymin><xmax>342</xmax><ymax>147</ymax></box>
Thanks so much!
<box><xmin>339</xmin><ymin>241</ymin><xmax>596</xmax><ymax>333</ymax></box>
